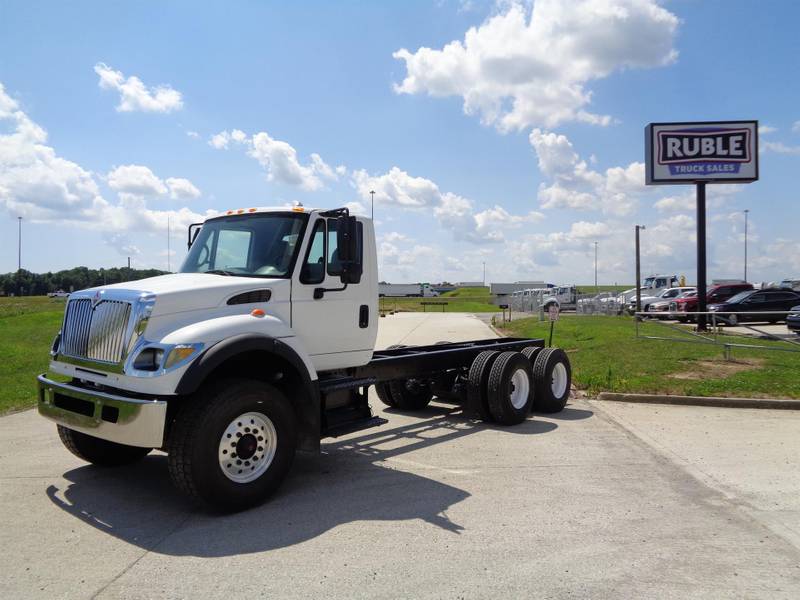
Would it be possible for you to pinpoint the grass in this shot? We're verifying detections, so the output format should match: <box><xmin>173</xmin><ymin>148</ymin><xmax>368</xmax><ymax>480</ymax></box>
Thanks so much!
<box><xmin>499</xmin><ymin>314</ymin><xmax>800</xmax><ymax>399</ymax></box>
<box><xmin>0</xmin><ymin>301</ymin><xmax>65</xmax><ymax>414</ymax></box>
<box><xmin>380</xmin><ymin>286</ymin><xmax>499</xmax><ymax>313</ymax></box>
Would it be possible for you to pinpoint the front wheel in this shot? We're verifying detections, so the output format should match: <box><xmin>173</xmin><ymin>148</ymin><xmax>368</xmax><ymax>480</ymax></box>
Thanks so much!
<box><xmin>167</xmin><ymin>378</ymin><xmax>297</xmax><ymax>512</ymax></box>
<box><xmin>57</xmin><ymin>425</ymin><xmax>151</xmax><ymax>466</ymax></box>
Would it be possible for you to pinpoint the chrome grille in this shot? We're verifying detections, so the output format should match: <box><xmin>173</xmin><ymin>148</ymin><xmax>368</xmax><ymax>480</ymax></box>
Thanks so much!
<box><xmin>61</xmin><ymin>299</ymin><xmax>132</xmax><ymax>363</ymax></box>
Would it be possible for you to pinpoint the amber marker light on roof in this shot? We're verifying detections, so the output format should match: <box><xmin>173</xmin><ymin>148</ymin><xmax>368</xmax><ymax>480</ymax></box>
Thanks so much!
<box><xmin>226</xmin><ymin>210</ymin><xmax>233</xmax><ymax>215</ymax></box>
<box><xmin>251</xmin><ymin>309</ymin><xmax>266</xmax><ymax>318</ymax></box>
<box><xmin>292</xmin><ymin>206</ymin><xmax>304</xmax><ymax>212</ymax></box>
<box><xmin>248</xmin><ymin>208</ymin><xmax>257</xmax><ymax>212</ymax></box>
<box><xmin>237</xmin><ymin>209</ymin><xmax>244</xmax><ymax>214</ymax></box>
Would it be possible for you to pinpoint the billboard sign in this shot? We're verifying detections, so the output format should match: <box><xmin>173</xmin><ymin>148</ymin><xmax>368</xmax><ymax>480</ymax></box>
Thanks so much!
<box><xmin>645</xmin><ymin>121</ymin><xmax>758</xmax><ymax>185</ymax></box>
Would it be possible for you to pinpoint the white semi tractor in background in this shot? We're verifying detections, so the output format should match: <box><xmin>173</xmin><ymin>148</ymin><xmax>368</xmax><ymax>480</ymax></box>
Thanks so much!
<box><xmin>36</xmin><ymin>206</ymin><xmax>572</xmax><ymax>512</ymax></box>
<box><xmin>378</xmin><ymin>283</ymin><xmax>439</xmax><ymax>297</ymax></box>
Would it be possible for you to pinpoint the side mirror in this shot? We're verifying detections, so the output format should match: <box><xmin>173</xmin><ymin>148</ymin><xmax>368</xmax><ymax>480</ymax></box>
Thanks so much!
<box><xmin>336</xmin><ymin>215</ymin><xmax>362</xmax><ymax>284</ymax></box>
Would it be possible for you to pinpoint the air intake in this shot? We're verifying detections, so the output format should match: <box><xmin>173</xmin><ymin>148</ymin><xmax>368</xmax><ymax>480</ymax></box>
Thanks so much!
<box><xmin>227</xmin><ymin>290</ymin><xmax>272</xmax><ymax>305</ymax></box>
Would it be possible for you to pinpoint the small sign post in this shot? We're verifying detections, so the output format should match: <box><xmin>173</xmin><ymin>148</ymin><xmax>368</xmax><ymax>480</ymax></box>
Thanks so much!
<box><xmin>548</xmin><ymin>305</ymin><xmax>559</xmax><ymax>346</ymax></box>
<box><xmin>645</xmin><ymin>121</ymin><xmax>758</xmax><ymax>330</ymax></box>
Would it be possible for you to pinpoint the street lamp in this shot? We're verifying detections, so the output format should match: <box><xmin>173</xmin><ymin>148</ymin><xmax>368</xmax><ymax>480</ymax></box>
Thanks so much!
<box><xmin>593</xmin><ymin>241</ymin><xmax>599</xmax><ymax>294</ymax></box>
<box><xmin>370</xmin><ymin>190</ymin><xmax>375</xmax><ymax>220</ymax></box>
<box><xmin>17</xmin><ymin>216</ymin><xmax>22</xmax><ymax>272</ymax></box>
<box><xmin>635</xmin><ymin>225</ymin><xmax>646</xmax><ymax>314</ymax></box>
<box><xmin>743</xmin><ymin>209</ymin><xmax>749</xmax><ymax>282</ymax></box>
<box><xmin>482</xmin><ymin>261</ymin><xmax>486</xmax><ymax>286</ymax></box>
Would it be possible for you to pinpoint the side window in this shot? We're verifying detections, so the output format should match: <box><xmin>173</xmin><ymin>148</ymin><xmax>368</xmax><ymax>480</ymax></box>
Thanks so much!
<box><xmin>750</xmin><ymin>293</ymin><xmax>767</xmax><ymax>303</ymax></box>
<box><xmin>327</xmin><ymin>219</ymin><xmax>363</xmax><ymax>278</ymax></box>
<box><xmin>300</xmin><ymin>220</ymin><xmax>326</xmax><ymax>284</ymax></box>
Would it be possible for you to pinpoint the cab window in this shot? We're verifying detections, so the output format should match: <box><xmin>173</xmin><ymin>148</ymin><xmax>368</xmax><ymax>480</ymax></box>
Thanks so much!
<box><xmin>300</xmin><ymin>220</ymin><xmax>326</xmax><ymax>284</ymax></box>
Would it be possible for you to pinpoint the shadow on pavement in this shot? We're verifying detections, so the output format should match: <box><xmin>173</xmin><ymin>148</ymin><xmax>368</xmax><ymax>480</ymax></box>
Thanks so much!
<box><xmin>45</xmin><ymin>404</ymin><xmax>564</xmax><ymax>557</ymax></box>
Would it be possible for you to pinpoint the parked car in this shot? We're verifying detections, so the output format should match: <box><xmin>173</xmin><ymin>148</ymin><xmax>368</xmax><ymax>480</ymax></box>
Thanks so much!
<box><xmin>670</xmin><ymin>282</ymin><xmax>754</xmax><ymax>322</ymax></box>
<box><xmin>629</xmin><ymin>286</ymin><xmax>695</xmax><ymax>314</ymax></box>
<box><xmin>651</xmin><ymin>289</ymin><xmax>696</xmax><ymax>317</ymax></box>
<box><xmin>779</xmin><ymin>278</ymin><xmax>800</xmax><ymax>292</ymax></box>
<box><xmin>708</xmin><ymin>288</ymin><xmax>800</xmax><ymax>325</ymax></box>
<box><xmin>787</xmin><ymin>306</ymin><xmax>800</xmax><ymax>335</ymax></box>
<box><xmin>47</xmin><ymin>290</ymin><xmax>69</xmax><ymax>298</ymax></box>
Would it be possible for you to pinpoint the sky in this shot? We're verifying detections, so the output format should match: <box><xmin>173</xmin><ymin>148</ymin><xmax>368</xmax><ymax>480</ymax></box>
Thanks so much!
<box><xmin>1</xmin><ymin>0</ymin><xmax>799</xmax><ymax>286</ymax></box>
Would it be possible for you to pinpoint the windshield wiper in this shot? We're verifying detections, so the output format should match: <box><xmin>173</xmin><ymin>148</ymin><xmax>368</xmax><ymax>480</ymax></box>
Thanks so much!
<box><xmin>204</xmin><ymin>269</ymin><xmax>236</xmax><ymax>276</ymax></box>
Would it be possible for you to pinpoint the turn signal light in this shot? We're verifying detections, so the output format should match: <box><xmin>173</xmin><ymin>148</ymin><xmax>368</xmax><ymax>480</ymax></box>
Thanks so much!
<box><xmin>251</xmin><ymin>309</ymin><xmax>266</xmax><ymax>318</ymax></box>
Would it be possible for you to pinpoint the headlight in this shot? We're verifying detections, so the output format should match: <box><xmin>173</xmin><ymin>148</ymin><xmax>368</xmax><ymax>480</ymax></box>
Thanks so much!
<box><xmin>133</xmin><ymin>347</ymin><xmax>164</xmax><ymax>371</ymax></box>
<box><xmin>164</xmin><ymin>344</ymin><xmax>202</xmax><ymax>369</ymax></box>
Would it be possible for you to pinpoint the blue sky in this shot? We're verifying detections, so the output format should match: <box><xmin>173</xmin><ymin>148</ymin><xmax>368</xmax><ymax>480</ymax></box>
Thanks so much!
<box><xmin>1</xmin><ymin>0</ymin><xmax>799</xmax><ymax>285</ymax></box>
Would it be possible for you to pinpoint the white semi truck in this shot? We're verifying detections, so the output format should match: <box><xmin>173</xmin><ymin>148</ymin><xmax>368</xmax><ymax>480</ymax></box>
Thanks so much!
<box><xmin>378</xmin><ymin>283</ymin><xmax>439</xmax><ymax>297</ymax></box>
<box><xmin>37</xmin><ymin>207</ymin><xmax>572</xmax><ymax>512</ymax></box>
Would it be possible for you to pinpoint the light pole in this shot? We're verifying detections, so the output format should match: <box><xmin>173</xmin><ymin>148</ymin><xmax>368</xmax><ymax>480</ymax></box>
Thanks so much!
<box><xmin>593</xmin><ymin>241</ymin><xmax>598</xmax><ymax>294</ymax></box>
<box><xmin>482</xmin><ymin>262</ymin><xmax>486</xmax><ymax>286</ymax></box>
<box><xmin>370</xmin><ymin>190</ymin><xmax>375</xmax><ymax>220</ymax></box>
<box><xmin>635</xmin><ymin>225</ymin><xmax>646</xmax><ymax>314</ymax></box>
<box><xmin>743</xmin><ymin>209</ymin><xmax>749</xmax><ymax>282</ymax></box>
<box><xmin>17</xmin><ymin>216</ymin><xmax>22</xmax><ymax>272</ymax></box>
<box><xmin>167</xmin><ymin>215</ymin><xmax>171</xmax><ymax>272</ymax></box>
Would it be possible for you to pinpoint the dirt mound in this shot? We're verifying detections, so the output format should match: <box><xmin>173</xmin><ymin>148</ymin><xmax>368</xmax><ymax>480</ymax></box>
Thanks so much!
<box><xmin>668</xmin><ymin>358</ymin><xmax>765</xmax><ymax>380</ymax></box>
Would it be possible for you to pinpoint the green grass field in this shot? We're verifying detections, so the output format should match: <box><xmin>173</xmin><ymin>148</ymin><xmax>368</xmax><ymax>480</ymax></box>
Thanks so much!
<box><xmin>380</xmin><ymin>286</ymin><xmax>500</xmax><ymax>313</ymax></box>
<box><xmin>0</xmin><ymin>297</ymin><xmax>66</xmax><ymax>413</ymax></box>
<box><xmin>499</xmin><ymin>315</ymin><xmax>800</xmax><ymax>399</ymax></box>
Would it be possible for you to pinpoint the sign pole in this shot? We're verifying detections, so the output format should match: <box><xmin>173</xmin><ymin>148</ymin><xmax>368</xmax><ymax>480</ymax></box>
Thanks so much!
<box><xmin>696</xmin><ymin>182</ymin><xmax>708</xmax><ymax>331</ymax></box>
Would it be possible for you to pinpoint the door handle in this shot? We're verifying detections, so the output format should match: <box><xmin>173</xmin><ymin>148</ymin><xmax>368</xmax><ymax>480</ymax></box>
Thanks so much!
<box><xmin>359</xmin><ymin>305</ymin><xmax>369</xmax><ymax>328</ymax></box>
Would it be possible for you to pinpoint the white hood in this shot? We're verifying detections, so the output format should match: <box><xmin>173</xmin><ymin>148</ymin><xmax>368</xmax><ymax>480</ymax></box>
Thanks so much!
<box><xmin>89</xmin><ymin>273</ymin><xmax>283</xmax><ymax>316</ymax></box>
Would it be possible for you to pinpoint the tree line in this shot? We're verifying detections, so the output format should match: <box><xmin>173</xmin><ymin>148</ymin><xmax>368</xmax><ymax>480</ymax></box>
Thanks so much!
<box><xmin>0</xmin><ymin>267</ymin><xmax>168</xmax><ymax>296</ymax></box>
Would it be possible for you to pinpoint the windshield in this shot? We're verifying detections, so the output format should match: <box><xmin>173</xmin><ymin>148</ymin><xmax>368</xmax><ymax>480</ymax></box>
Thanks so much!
<box><xmin>181</xmin><ymin>213</ymin><xmax>307</xmax><ymax>278</ymax></box>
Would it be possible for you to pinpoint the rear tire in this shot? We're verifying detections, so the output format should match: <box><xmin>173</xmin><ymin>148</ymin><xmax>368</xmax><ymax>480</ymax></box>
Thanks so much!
<box><xmin>521</xmin><ymin>346</ymin><xmax>542</xmax><ymax>363</ymax></box>
<box><xmin>388</xmin><ymin>379</ymin><xmax>434</xmax><ymax>411</ymax></box>
<box><xmin>167</xmin><ymin>378</ymin><xmax>297</xmax><ymax>512</ymax></box>
<box><xmin>486</xmin><ymin>352</ymin><xmax>534</xmax><ymax>425</ymax></box>
<box><xmin>532</xmin><ymin>348</ymin><xmax>571</xmax><ymax>413</ymax></box>
<box><xmin>467</xmin><ymin>350</ymin><xmax>500</xmax><ymax>422</ymax></box>
<box><xmin>57</xmin><ymin>425</ymin><xmax>151</xmax><ymax>466</ymax></box>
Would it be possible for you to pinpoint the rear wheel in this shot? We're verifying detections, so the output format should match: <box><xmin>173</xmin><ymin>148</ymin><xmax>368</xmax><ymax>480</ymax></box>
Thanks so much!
<box><xmin>375</xmin><ymin>383</ymin><xmax>396</xmax><ymax>407</ymax></box>
<box><xmin>486</xmin><ymin>352</ymin><xmax>534</xmax><ymax>425</ymax></box>
<box><xmin>57</xmin><ymin>425</ymin><xmax>151</xmax><ymax>466</ymax></box>
<box><xmin>167</xmin><ymin>378</ymin><xmax>297</xmax><ymax>512</ymax></box>
<box><xmin>532</xmin><ymin>348</ymin><xmax>571</xmax><ymax>413</ymax></box>
<box><xmin>467</xmin><ymin>350</ymin><xmax>500</xmax><ymax>422</ymax></box>
<box><xmin>521</xmin><ymin>346</ymin><xmax>542</xmax><ymax>363</ymax></box>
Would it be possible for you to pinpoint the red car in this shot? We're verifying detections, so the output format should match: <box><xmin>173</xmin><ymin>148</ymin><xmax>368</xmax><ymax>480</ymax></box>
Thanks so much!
<box><xmin>670</xmin><ymin>283</ymin><xmax>754</xmax><ymax>322</ymax></box>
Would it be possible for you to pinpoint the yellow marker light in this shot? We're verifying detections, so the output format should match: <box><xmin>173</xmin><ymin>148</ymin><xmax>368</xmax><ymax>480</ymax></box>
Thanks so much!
<box><xmin>251</xmin><ymin>308</ymin><xmax>266</xmax><ymax>318</ymax></box>
<box><xmin>226</xmin><ymin>210</ymin><xmax>233</xmax><ymax>215</ymax></box>
<box><xmin>248</xmin><ymin>208</ymin><xmax>257</xmax><ymax>212</ymax></box>
<box><xmin>164</xmin><ymin>345</ymin><xmax>199</xmax><ymax>369</ymax></box>
<box><xmin>292</xmin><ymin>206</ymin><xmax>305</xmax><ymax>212</ymax></box>
<box><xmin>237</xmin><ymin>209</ymin><xmax>245</xmax><ymax>214</ymax></box>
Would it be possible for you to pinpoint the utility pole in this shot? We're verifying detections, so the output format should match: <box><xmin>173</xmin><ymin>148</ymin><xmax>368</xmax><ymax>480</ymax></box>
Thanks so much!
<box><xmin>743</xmin><ymin>209</ymin><xmax>749</xmax><ymax>282</ymax></box>
<box><xmin>167</xmin><ymin>215</ymin><xmax>171</xmax><ymax>272</ymax></box>
<box><xmin>593</xmin><ymin>242</ymin><xmax>598</xmax><ymax>294</ymax></box>
<box><xmin>370</xmin><ymin>190</ymin><xmax>375</xmax><ymax>220</ymax></box>
<box><xmin>635</xmin><ymin>225</ymin><xmax>646</xmax><ymax>314</ymax></box>
<box><xmin>17</xmin><ymin>216</ymin><xmax>22</xmax><ymax>272</ymax></box>
<box><xmin>482</xmin><ymin>261</ymin><xmax>486</xmax><ymax>286</ymax></box>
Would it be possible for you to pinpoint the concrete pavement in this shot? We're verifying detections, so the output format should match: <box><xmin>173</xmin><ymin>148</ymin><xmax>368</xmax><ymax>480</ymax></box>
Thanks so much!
<box><xmin>2</xmin><ymin>312</ymin><xmax>800</xmax><ymax>598</ymax></box>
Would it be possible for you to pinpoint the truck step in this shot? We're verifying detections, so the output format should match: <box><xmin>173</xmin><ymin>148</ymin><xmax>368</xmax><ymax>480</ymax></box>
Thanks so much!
<box><xmin>319</xmin><ymin>377</ymin><xmax>378</xmax><ymax>394</ymax></box>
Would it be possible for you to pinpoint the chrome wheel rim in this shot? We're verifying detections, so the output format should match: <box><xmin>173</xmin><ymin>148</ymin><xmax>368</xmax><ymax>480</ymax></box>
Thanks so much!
<box><xmin>218</xmin><ymin>412</ymin><xmax>277</xmax><ymax>483</ymax></box>
<box><xmin>551</xmin><ymin>362</ymin><xmax>568</xmax><ymax>398</ymax></box>
<box><xmin>509</xmin><ymin>368</ymin><xmax>530</xmax><ymax>410</ymax></box>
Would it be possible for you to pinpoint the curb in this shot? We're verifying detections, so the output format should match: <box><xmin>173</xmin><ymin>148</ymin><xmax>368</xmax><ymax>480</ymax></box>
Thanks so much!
<box><xmin>595</xmin><ymin>392</ymin><xmax>800</xmax><ymax>410</ymax></box>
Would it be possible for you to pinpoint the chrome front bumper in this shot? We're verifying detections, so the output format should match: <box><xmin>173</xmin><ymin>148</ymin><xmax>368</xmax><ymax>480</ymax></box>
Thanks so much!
<box><xmin>37</xmin><ymin>375</ymin><xmax>167</xmax><ymax>448</ymax></box>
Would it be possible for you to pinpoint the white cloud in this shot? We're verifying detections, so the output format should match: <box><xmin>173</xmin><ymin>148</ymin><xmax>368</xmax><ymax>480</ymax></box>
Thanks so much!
<box><xmin>382</xmin><ymin>231</ymin><xmax>409</xmax><ymax>243</ymax></box>
<box><xmin>758</xmin><ymin>125</ymin><xmax>777</xmax><ymax>135</ymax></box>
<box><xmin>166</xmin><ymin>177</ymin><xmax>201</xmax><ymax>199</ymax></box>
<box><xmin>94</xmin><ymin>63</ymin><xmax>183</xmax><ymax>113</ymax></box>
<box><xmin>0</xmin><ymin>82</ymin><xmax>208</xmax><ymax>241</ymax></box>
<box><xmin>209</xmin><ymin>128</ymin><xmax>338</xmax><ymax>190</ymax></box>
<box><xmin>762</xmin><ymin>140</ymin><xmax>800</xmax><ymax>155</ymax></box>
<box><xmin>352</xmin><ymin>167</ymin><xmax>442</xmax><ymax>208</ymax></box>
<box><xmin>792</xmin><ymin>121</ymin><xmax>800</xmax><ymax>134</ymax></box>
<box><xmin>107</xmin><ymin>164</ymin><xmax>167</xmax><ymax>196</ymax></box>
<box><xmin>186</xmin><ymin>130</ymin><xmax>200</xmax><ymax>139</ymax></box>
<box><xmin>393</xmin><ymin>0</ymin><xmax>678</xmax><ymax>131</ymax></box>
<box><xmin>530</xmin><ymin>128</ymin><xmax>646</xmax><ymax>215</ymax></box>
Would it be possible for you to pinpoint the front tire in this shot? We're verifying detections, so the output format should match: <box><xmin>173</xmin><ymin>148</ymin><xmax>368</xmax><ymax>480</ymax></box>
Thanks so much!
<box><xmin>57</xmin><ymin>425</ymin><xmax>151</xmax><ymax>466</ymax></box>
<box><xmin>167</xmin><ymin>378</ymin><xmax>297</xmax><ymax>512</ymax></box>
<box><xmin>532</xmin><ymin>348</ymin><xmax>571</xmax><ymax>413</ymax></box>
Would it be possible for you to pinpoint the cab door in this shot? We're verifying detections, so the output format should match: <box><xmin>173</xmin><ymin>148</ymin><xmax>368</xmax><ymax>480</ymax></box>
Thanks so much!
<box><xmin>290</xmin><ymin>215</ymin><xmax>377</xmax><ymax>371</ymax></box>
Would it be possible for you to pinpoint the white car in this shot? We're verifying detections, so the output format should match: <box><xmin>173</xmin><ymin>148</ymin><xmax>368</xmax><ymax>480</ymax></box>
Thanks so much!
<box><xmin>632</xmin><ymin>287</ymin><xmax>696</xmax><ymax>313</ymax></box>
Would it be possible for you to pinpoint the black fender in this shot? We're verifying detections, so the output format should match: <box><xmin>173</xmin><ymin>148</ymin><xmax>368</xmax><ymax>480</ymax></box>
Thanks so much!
<box><xmin>175</xmin><ymin>334</ymin><xmax>320</xmax><ymax>452</ymax></box>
